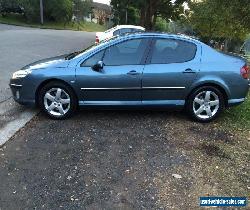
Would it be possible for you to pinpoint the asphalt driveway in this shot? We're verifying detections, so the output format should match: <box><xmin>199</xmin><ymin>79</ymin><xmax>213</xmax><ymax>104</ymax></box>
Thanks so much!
<box><xmin>0</xmin><ymin>110</ymin><xmax>249</xmax><ymax>209</ymax></box>
<box><xmin>0</xmin><ymin>23</ymin><xmax>94</xmax><ymax>102</ymax></box>
<box><xmin>0</xmin><ymin>24</ymin><xmax>94</xmax><ymax>145</ymax></box>
<box><xmin>0</xmin><ymin>24</ymin><xmax>249</xmax><ymax>210</ymax></box>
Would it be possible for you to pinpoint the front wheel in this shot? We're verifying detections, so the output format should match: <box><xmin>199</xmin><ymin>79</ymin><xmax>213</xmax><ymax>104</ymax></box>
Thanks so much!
<box><xmin>187</xmin><ymin>86</ymin><xmax>225</xmax><ymax>122</ymax></box>
<box><xmin>38</xmin><ymin>82</ymin><xmax>77</xmax><ymax>119</ymax></box>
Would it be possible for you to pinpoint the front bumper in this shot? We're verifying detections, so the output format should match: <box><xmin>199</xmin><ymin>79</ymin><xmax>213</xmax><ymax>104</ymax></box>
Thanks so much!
<box><xmin>9</xmin><ymin>80</ymin><xmax>36</xmax><ymax>106</ymax></box>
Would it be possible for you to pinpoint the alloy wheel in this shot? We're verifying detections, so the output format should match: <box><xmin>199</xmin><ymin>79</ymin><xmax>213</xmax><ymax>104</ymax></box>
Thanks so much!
<box><xmin>192</xmin><ymin>90</ymin><xmax>220</xmax><ymax>120</ymax></box>
<box><xmin>43</xmin><ymin>88</ymin><xmax>71</xmax><ymax>117</ymax></box>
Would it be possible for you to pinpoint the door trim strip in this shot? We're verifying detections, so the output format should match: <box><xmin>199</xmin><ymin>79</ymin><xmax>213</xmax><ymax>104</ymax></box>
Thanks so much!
<box><xmin>81</xmin><ymin>87</ymin><xmax>186</xmax><ymax>90</ymax></box>
<box><xmin>81</xmin><ymin>87</ymin><xmax>141</xmax><ymax>90</ymax></box>
<box><xmin>143</xmin><ymin>87</ymin><xmax>186</xmax><ymax>89</ymax></box>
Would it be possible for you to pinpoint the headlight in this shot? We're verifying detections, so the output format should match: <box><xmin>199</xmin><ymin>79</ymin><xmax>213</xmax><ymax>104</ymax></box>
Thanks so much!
<box><xmin>12</xmin><ymin>70</ymin><xmax>32</xmax><ymax>79</ymax></box>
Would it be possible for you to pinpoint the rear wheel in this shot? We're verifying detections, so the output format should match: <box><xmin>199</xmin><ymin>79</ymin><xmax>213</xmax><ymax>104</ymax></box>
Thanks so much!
<box><xmin>38</xmin><ymin>82</ymin><xmax>77</xmax><ymax>119</ymax></box>
<box><xmin>187</xmin><ymin>86</ymin><xmax>225</xmax><ymax>122</ymax></box>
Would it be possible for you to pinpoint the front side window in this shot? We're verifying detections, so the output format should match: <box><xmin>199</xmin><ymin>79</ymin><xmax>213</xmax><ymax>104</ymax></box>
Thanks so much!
<box><xmin>103</xmin><ymin>39</ymin><xmax>147</xmax><ymax>66</ymax></box>
<box><xmin>81</xmin><ymin>50</ymin><xmax>104</xmax><ymax>67</ymax></box>
<box><xmin>151</xmin><ymin>39</ymin><xmax>197</xmax><ymax>64</ymax></box>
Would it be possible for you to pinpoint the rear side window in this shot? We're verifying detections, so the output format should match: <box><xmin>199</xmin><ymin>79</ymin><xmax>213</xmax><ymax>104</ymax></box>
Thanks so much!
<box><xmin>151</xmin><ymin>39</ymin><xmax>197</xmax><ymax>64</ymax></box>
<box><xmin>120</xmin><ymin>28</ymin><xmax>132</xmax><ymax>34</ymax></box>
<box><xmin>113</xmin><ymin>30</ymin><xmax>120</xmax><ymax>36</ymax></box>
<box><xmin>132</xmin><ymin>29</ymin><xmax>144</xmax><ymax>33</ymax></box>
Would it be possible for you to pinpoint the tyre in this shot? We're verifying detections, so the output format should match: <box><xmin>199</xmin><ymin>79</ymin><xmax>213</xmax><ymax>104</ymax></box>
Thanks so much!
<box><xmin>38</xmin><ymin>81</ymin><xmax>77</xmax><ymax>120</ymax></box>
<box><xmin>187</xmin><ymin>86</ymin><xmax>225</xmax><ymax>122</ymax></box>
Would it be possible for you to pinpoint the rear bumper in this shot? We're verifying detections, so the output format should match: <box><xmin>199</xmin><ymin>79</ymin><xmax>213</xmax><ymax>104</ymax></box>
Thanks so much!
<box><xmin>228</xmin><ymin>98</ymin><xmax>246</xmax><ymax>107</ymax></box>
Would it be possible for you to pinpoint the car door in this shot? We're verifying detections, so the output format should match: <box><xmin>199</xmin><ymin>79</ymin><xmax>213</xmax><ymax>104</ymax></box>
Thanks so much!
<box><xmin>142</xmin><ymin>38</ymin><xmax>200</xmax><ymax>105</ymax></box>
<box><xmin>76</xmin><ymin>38</ymin><xmax>150</xmax><ymax>105</ymax></box>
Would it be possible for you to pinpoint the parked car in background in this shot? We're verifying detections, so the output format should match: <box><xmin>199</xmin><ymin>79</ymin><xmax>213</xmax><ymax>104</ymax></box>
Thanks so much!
<box><xmin>10</xmin><ymin>33</ymin><xmax>249</xmax><ymax>122</ymax></box>
<box><xmin>95</xmin><ymin>25</ymin><xmax>145</xmax><ymax>43</ymax></box>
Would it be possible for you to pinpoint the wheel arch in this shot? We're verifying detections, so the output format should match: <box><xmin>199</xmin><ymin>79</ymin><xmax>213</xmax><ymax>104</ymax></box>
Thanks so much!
<box><xmin>186</xmin><ymin>82</ymin><xmax>229</xmax><ymax>107</ymax></box>
<box><xmin>35</xmin><ymin>78</ymin><xmax>78</xmax><ymax>106</ymax></box>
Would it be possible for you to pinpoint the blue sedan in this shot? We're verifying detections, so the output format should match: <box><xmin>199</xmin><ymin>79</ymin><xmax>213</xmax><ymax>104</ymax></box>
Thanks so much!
<box><xmin>10</xmin><ymin>33</ymin><xmax>249</xmax><ymax>122</ymax></box>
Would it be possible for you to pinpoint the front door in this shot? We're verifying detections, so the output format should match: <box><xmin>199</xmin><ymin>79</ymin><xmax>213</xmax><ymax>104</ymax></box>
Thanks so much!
<box><xmin>76</xmin><ymin>38</ymin><xmax>150</xmax><ymax>105</ymax></box>
<box><xmin>142</xmin><ymin>38</ymin><xmax>200</xmax><ymax>106</ymax></box>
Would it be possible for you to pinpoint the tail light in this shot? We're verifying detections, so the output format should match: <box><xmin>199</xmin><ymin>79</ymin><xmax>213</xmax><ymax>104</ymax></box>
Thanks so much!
<box><xmin>240</xmin><ymin>64</ymin><xmax>250</xmax><ymax>79</ymax></box>
<box><xmin>95</xmin><ymin>36</ymin><xmax>99</xmax><ymax>43</ymax></box>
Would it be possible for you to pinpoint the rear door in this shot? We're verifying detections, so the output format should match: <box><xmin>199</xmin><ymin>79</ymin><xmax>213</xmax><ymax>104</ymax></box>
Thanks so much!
<box><xmin>142</xmin><ymin>38</ymin><xmax>201</xmax><ymax>105</ymax></box>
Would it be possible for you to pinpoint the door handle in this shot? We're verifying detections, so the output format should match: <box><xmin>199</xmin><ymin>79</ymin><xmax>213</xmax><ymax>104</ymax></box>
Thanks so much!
<box><xmin>127</xmin><ymin>70</ymin><xmax>140</xmax><ymax>75</ymax></box>
<box><xmin>183</xmin><ymin>68</ymin><xmax>196</xmax><ymax>73</ymax></box>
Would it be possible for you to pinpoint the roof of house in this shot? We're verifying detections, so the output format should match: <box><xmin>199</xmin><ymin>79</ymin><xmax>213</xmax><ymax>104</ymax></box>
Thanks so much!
<box><xmin>91</xmin><ymin>2</ymin><xmax>112</xmax><ymax>12</ymax></box>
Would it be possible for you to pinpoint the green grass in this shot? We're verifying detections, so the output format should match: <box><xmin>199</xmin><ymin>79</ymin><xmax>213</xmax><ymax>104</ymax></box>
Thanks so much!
<box><xmin>220</xmin><ymin>93</ymin><xmax>250</xmax><ymax>131</ymax></box>
<box><xmin>0</xmin><ymin>14</ymin><xmax>106</xmax><ymax>32</ymax></box>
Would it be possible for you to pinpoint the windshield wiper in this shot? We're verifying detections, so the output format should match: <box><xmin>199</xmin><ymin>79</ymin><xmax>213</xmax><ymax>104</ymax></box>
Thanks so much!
<box><xmin>65</xmin><ymin>51</ymin><xmax>82</xmax><ymax>60</ymax></box>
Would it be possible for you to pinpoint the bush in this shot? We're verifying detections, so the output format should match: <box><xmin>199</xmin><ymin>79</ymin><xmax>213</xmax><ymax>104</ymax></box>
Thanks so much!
<box><xmin>45</xmin><ymin>0</ymin><xmax>73</xmax><ymax>23</ymax></box>
<box><xmin>154</xmin><ymin>17</ymin><xmax>169</xmax><ymax>32</ymax></box>
<box><xmin>19</xmin><ymin>0</ymin><xmax>73</xmax><ymax>23</ymax></box>
<box><xmin>20</xmin><ymin>0</ymin><xmax>40</xmax><ymax>22</ymax></box>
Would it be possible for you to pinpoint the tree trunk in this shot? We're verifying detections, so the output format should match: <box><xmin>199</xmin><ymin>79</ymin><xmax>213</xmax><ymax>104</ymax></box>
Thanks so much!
<box><xmin>140</xmin><ymin>7</ymin><xmax>146</xmax><ymax>27</ymax></box>
<box><xmin>224</xmin><ymin>39</ymin><xmax>231</xmax><ymax>52</ymax></box>
<box><xmin>125</xmin><ymin>9</ymin><xmax>128</xmax><ymax>24</ymax></box>
<box><xmin>40</xmin><ymin>0</ymin><xmax>44</xmax><ymax>25</ymax></box>
<box><xmin>144</xmin><ymin>0</ymin><xmax>159</xmax><ymax>30</ymax></box>
<box><xmin>152</xmin><ymin>13</ymin><xmax>157</xmax><ymax>30</ymax></box>
<box><xmin>145</xmin><ymin>1</ymin><xmax>153</xmax><ymax>30</ymax></box>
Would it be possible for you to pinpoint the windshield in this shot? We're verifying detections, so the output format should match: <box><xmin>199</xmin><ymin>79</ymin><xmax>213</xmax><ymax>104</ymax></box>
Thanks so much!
<box><xmin>65</xmin><ymin>36</ymin><xmax>119</xmax><ymax>60</ymax></box>
<box><xmin>104</xmin><ymin>26</ymin><xmax>117</xmax><ymax>34</ymax></box>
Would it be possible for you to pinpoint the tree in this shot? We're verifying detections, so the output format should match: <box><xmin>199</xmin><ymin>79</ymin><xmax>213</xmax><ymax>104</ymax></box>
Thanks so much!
<box><xmin>188</xmin><ymin>0</ymin><xmax>250</xmax><ymax>47</ymax></box>
<box><xmin>111</xmin><ymin>0</ymin><xmax>188</xmax><ymax>30</ymax></box>
<box><xmin>20</xmin><ymin>0</ymin><xmax>40</xmax><ymax>21</ymax></box>
<box><xmin>18</xmin><ymin>0</ymin><xmax>73</xmax><ymax>23</ymax></box>
<box><xmin>111</xmin><ymin>0</ymin><xmax>137</xmax><ymax>25</ymax></box>
<box><xmin>44</xmin><ymin>0</ymin><xmax>73</xmax><ymax>23</ymax></box>
<box><xmin>73</xmin><ymin>0</ymin><xmax>92</xmax><ymax>21</ymax></box>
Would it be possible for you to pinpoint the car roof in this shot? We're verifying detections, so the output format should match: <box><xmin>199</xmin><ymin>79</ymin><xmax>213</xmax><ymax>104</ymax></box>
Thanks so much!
<box><xmin>116</xmin><ymin>32</ymin><xmax>202</xmax><ymax>44</ymax></box>
<box><xmin>116</xmin><ymin>25</ymin><xmax>145</xmax><ymax>30</ymax></box>
<box><xmin>71</xmin><ymin>32</ymin><xmax>203</xmax><ymax>64</ymax></box>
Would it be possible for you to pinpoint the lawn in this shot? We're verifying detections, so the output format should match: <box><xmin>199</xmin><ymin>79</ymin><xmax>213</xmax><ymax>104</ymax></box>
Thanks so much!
<box><xmin>0</xmin><ymin>14</ymin><xmax>106</xmax><ymax>32</ymax></box>
<box><xmin>220</xmin><ymin>92</ymin><xmax>250</xmax><ymax>132</ymax></box>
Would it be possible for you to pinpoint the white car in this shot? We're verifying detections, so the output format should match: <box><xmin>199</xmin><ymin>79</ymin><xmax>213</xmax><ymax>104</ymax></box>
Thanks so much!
<box><xmin>95</xmin><ymin>25</ymin><xmax>145</xmax><ymax>44</ymax></box>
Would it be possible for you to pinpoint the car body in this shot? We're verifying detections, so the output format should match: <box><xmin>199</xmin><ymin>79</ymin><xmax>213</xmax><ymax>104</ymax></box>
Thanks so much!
<box><xmin>10</xmin><ymin>33</ymin><xmax>249</xmax><ymax>122</ymax></box>
<box><xmin>95</xmin><ymin>25</ymin><xmax>145</xmax><ymax>43</ymax></box>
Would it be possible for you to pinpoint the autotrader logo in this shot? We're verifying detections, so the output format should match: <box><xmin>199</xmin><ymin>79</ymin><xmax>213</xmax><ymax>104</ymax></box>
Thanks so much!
<box><xmin>200</xmin><ymin>197</ymin><xmax>247</xmax><ymax>207</ymax></box>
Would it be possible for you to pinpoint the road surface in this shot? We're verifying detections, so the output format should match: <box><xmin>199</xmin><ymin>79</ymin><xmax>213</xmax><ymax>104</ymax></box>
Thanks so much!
<box><xmin>0</xmin><ymin>24</ymin><xmax>95</xmax><ymax>146</ymax></box>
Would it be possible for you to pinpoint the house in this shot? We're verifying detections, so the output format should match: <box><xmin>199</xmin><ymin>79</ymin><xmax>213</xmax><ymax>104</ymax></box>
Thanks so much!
<box><xmin>84</xmin><ymin>2</ymin><xmax>113</xmax><ymax>26</ymax></box>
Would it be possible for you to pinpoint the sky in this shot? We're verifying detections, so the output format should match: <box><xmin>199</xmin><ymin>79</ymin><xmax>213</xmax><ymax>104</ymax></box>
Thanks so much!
<box><xmin>94</xmin><ymin>0</ymin><xmax>110</xmax><ymax>5</ymax></box>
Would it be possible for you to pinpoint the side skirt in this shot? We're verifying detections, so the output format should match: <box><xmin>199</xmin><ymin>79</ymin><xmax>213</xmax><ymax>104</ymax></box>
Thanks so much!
<box><xmin>79</xmin><ymin>100</ymin><xmax>185</xmax><ymax>108</ymax></box>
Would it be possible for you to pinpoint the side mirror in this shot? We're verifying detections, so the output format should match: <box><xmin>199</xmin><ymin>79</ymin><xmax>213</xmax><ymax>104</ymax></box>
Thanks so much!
<box><xmin>92</xmin><ymin>61</ymin><xmax>104</xmax><ymax>72</ymax></box>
